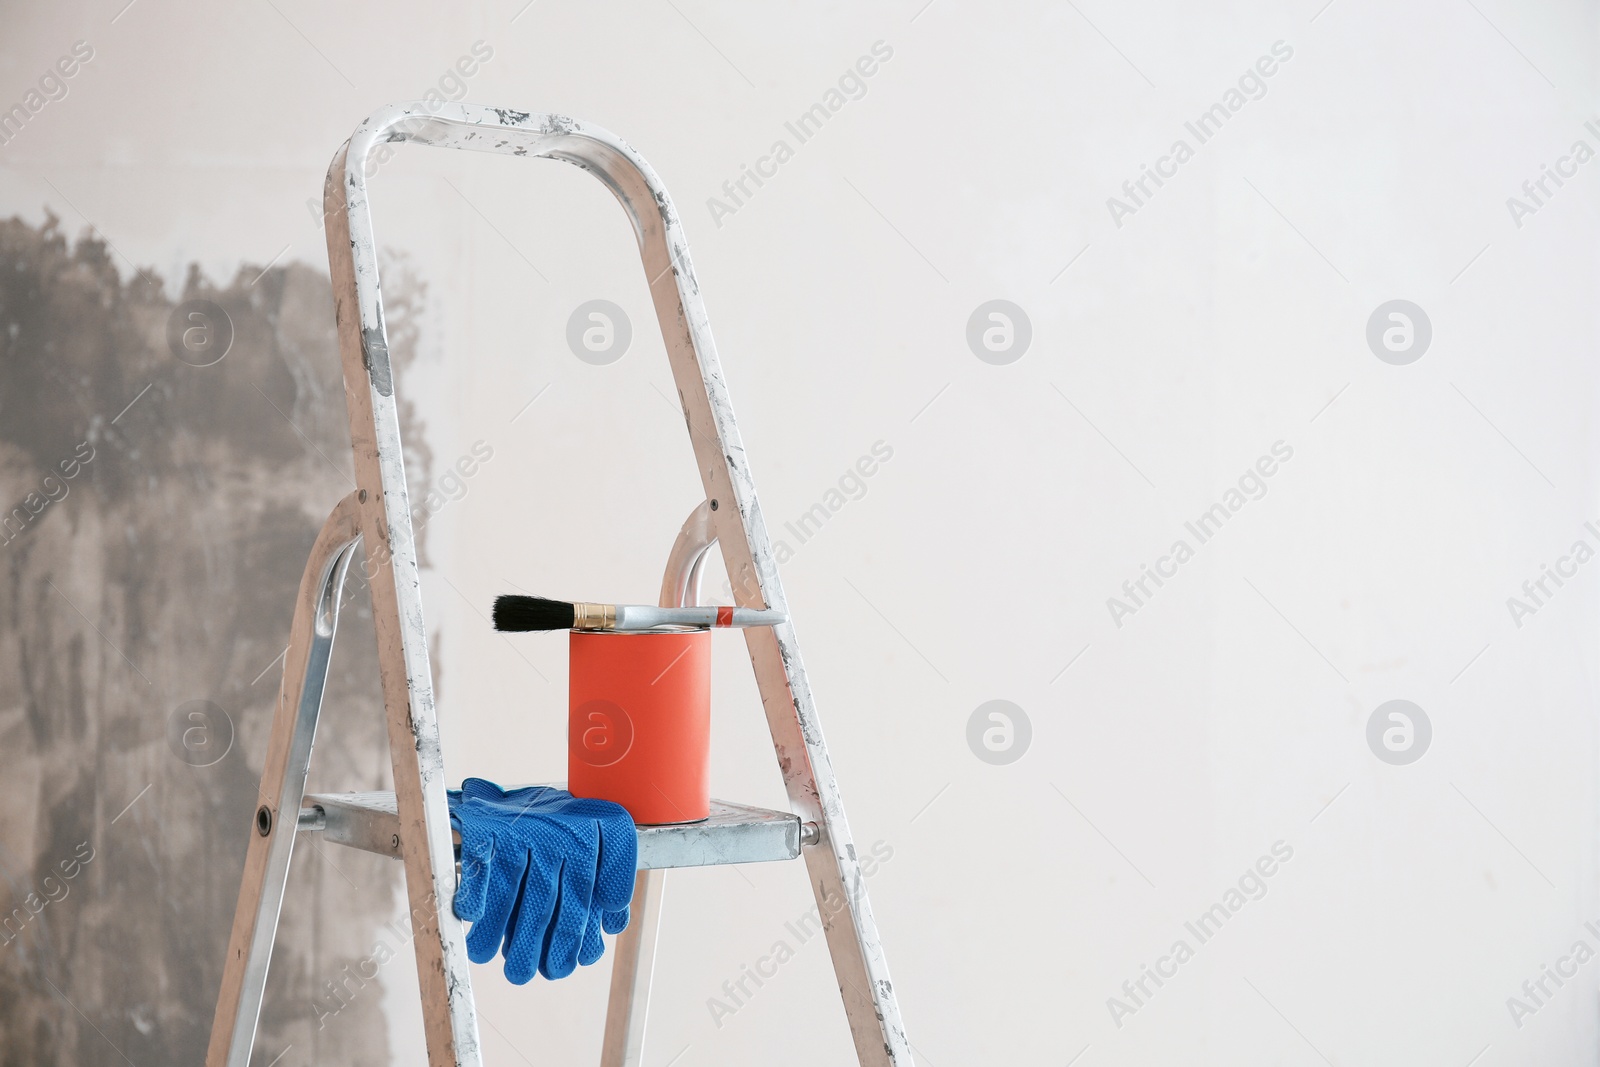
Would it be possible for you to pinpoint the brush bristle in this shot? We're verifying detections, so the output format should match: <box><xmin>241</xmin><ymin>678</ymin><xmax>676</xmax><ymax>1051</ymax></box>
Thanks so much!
<box><xmin>493</xmin><ymin>595</ymin><xmax>576</xmax><ymax>632</ymax></box>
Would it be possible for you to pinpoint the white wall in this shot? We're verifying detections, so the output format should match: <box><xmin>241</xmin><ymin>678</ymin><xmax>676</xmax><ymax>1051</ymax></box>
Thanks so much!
<box><xmin>4</xmin><ymin>0</ymin><xmax>1598</xmax><ymax>1063</ymax></box>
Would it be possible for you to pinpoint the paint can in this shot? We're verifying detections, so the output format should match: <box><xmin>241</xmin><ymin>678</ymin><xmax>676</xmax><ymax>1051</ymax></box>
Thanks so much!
<box><xmin>568</xmin><ymin>629</ymin><xmax>711</xmax><ymax>824</ymax></box>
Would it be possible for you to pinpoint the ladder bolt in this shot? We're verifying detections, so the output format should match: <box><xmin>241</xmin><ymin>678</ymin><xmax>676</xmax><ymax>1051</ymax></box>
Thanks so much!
<box><xmin>255</xmin><ymin>805</ymin><xmax>273</xmax><ymax>837</ymax></box>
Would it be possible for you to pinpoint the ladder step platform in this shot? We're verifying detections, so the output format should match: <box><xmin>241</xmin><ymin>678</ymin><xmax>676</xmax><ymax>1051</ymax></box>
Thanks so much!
<box><xmin>299</xmin><ymin>791</ymin><xmax>815</xmax><ymax>869</ymax></box>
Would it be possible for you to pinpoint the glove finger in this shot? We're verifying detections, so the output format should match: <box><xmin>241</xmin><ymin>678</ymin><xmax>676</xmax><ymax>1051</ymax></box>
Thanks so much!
<box><xmin>577</xmin><ymin>905</ymin><xmax>605</xmax><ymax>967</ymax></box>
<box><xmin>460</xmin><ymin>777</ymin><xmax>505</xmax><ymax>802</ymax></box>
<box><xmin>538</xmin><ymin>917</ymin><xmax>558</xmax><ymax>979</ymax></box>
<box><xmin>540</xmin><ymin>844</ymin><xmax>598</xmax><ymax>980</ymax></box>
<box><xmin>601</xmin><ymin>905</ymin><xmax>630</xmax><ymax>936</ymax></box>
<box><xmin>503</xmin><ymin>849</ymin><xmax>559</xmax><ymax>985</ymax></box>
<box><xmin>453</xmin><ymin>835</ymin><xmax>494</xmax><ymax>923</ymax></box>
<box><xmin>593</xmin><ymin>816</ymin><xmax>637</xmax><ymax>912</ymax></box>
<box><xmin>465</xmin><ymin>841</ymin><xmax>526</xmax><ymax>966</ymax></box>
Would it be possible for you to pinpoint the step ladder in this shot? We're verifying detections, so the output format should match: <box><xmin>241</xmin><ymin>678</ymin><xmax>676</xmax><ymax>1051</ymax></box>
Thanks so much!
<box><xmin>205</xmin><ymin>103</ymin><xmax>913</xmax><ymax>1067</ymax></box>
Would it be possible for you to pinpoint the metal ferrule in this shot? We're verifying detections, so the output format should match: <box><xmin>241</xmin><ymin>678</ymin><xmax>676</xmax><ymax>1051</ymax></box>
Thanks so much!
<box><xmin>572</xmin><ymin>602</ymin><xmax>617</xmax><ymax>630</ymax></box>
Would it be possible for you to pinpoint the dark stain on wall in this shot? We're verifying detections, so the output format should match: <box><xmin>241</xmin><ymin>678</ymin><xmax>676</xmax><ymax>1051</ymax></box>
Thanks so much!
<box><xmin>0</xmin><ymin>213</ymin><xmax>433</xmax><ymax>1066</ymax></box>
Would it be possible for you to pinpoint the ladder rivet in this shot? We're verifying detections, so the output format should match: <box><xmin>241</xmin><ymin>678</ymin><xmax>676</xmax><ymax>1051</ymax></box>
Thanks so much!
<box><xmin>358</xmin><ymin>489</ymin><xmax>368</xmax><ymax>503</ymax></box>
<box><xmin>255</xmin><ymin>806</ymin><xmax>272</xmax><ymax>837</ymax></box>
<box><xmin>709</xmin><ymin>499</ymin><xmax>718</xmax><ymax>510</ymax></box>
<box><xmin>391</xmin><ymin>834</ymin><xmax>400</xmax><ymax>850</ymax></box>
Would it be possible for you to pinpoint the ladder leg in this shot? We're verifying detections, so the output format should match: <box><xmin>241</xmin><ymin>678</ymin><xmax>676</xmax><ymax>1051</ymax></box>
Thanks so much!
<box><xmin>600</xmin><ymin>869</ymin><xmax>666</xmax><ymax>1067</ymax></box>
<box><xmin>599</xmin><ymin>502</ymin><xmax>705</xmax><ymax>1065</ymax></box>
<box><xmin>636</xmin><ymin>215</ymin><xmax>915</xmax><ymax>1065</ymax></box>
<box><xmin>324</xmin><ymin>143</ymin><xmax>483</xmax><ymax>1067</ymax></box>
<box><xmin>748</xmin><ymin>629</ymin><xmax>911</xmax><ymax>1066</ymax></box>
<box><xmin>206</xmin><ymin>492</ymin><xmax>363</xmax><ymax>1067</ymax></box>
<box><xmin>634</xmin><ymin>195</ymin><xmax>912</xmax><ymax>1064</ymax></box>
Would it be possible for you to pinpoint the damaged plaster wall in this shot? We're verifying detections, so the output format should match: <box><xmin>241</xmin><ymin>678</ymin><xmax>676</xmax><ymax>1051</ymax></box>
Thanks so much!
<box><xmin>0</xmin><ymin>213</ymin><xmax>433</xmax><ymax>1066</ymax></box>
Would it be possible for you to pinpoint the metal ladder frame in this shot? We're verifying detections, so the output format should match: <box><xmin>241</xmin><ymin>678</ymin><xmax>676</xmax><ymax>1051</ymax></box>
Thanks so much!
<box><xmin>205</xmin><ymin>103</ymin><xmax>912</xmax><ymax>1067</ymax></box>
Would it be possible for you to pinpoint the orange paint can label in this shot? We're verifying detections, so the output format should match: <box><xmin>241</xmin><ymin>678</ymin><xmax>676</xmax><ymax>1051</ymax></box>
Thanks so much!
<box><xmin>568</xmin><ymin>629</ymin><xmax>711</xmax><ymax>824</ymax></box>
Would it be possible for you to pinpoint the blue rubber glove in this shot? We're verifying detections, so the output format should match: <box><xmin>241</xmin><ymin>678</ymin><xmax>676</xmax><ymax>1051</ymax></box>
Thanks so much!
<box><xmin>446</xmin><ymin>778</ymin><xmax>636</xmax><ymax>983</ymax></box>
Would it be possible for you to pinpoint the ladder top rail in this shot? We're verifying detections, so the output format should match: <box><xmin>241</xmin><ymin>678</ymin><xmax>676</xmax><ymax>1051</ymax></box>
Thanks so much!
<box><xmin>324</xmin><ymin>101</ymin><xmax>783</xmax><ymax>615</ymax></box>
<box><xmin>345</xmin><ymin>103</ymin><xmax>670</xmax><ymax>247</ymax></box>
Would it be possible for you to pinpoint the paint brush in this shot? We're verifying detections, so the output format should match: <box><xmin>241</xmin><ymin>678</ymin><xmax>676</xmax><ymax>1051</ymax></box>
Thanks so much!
<box><xmin>493</xmin><ymin>594</ymin><xmax>786</xmax><ymax>633</ymax></box>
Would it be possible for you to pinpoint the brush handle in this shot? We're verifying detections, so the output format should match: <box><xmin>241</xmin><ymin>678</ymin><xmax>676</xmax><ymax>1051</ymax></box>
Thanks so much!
<box><xmin>607</xmin><ymin>605</ymin><xmax>785</xmax><ymax>631</ymax></box>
